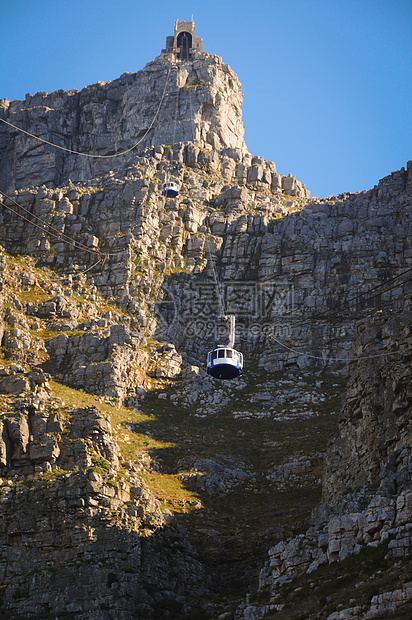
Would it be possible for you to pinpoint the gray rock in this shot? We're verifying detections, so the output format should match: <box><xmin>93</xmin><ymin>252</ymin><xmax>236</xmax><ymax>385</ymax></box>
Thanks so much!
<box><xmin>0</xmin><ymin>374</ymin><xmax>30</xmax><ymax>394</ymax></box>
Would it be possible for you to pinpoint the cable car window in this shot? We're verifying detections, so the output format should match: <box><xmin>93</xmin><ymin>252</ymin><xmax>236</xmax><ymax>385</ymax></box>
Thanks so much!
<box><xmin>226</xmin><ymin>350</ymin><xmax>233</xmax><ymax>358</ymax></box>
<box><xmin>212</xmin><ymin>351</ymin><xmax>218</xmax><ymax>360</ymax></box>
<box><xmin>218</xmin><ymin>350</ymin><xmax>225</xmax><ymax>358</ymax></box>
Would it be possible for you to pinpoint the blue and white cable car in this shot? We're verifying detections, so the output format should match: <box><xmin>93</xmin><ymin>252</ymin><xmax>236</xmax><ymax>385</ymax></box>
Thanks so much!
<box><xmin>162</xmin><ymin>181</ymin><xmax>179</xmax><ymax>198</ymax></box>
<box><xmin>207</xmin><ymin>315</ymin><xmax>243</xmax><ymax>380</ymax></box>
<box><xmin>207</xmin><ymin>347</ymin><xmax>243</xmax><ymax>379</ymax></box>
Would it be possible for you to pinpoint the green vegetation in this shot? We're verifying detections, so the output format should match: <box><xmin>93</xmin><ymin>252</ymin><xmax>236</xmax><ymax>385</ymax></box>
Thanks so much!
<box><xmin>182</xmin><ymin>82</ymin><xmax>207</xmax><ymax>89</ymax></box>
<box><xmin>93</xmin><ymin>458</ymin><xmax>111</xmax><ymax>471</ymax></box>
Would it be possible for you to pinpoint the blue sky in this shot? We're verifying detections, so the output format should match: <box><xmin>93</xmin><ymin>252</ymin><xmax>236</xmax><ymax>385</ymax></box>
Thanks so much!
<box><xmin>1</xmin><ymin>0</ymin><xmax>411</xmax><ymax>197</ymax></box>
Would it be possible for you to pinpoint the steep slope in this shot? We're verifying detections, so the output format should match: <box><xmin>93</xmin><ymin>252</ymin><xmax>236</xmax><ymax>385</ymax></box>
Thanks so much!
<box><xmin>0</xmin><ymin>244</ymin><xmax>344</xmax><ymax>618</ymax></box>
<box><xmin>1</xmin><ymin>145</ymin><xmax>411</xmax><ymax>375</ymax></box>
<box><xmin>0</xmin><ymin>43</ymin><xmax>411</xmax><ymax>620</ymax></box>
<box><xmin>239</xmin><ymin>291</ymin><xmax>412</xmax><ymax>619</ymax></box>
<box><xmin>0</xmin><ymin>247</ymin><xmax>211</xmax><ymax>619</ymax></box>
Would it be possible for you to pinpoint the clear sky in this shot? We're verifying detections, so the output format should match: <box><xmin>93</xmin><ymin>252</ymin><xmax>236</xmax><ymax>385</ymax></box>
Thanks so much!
<box><xmin>1</xmin><ymin>0</ymin><xmax>411</xmax><ymax>197</ymax></box>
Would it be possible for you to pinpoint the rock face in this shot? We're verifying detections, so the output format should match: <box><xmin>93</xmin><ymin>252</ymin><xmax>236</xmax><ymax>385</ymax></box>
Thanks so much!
<box><xmin>0</xmin><ymin>35</ymin><xmax>412</xmax><ymax>619</ymax></box>
<box><xmin>2</xmin><ymin>147</ymin><xmax>412</xmax><ymax>375</ymax></box>
<box><xmin>0</xmin><ymin>246</ymin><xmax>208</xmax><ymax>618</ymax></box>
<box><xmin>237</xmin><ymin>290</ymin><xmax>412</xmax><ymax>619</ymax></box>
<box><xmin>0</xmin><ymin>247</ymin><xmax>152</xmax><ymax>406</ymax></box>
<box><xmin>323</xmin><ymin>304</ymin><xmax>412</xmax><ymax>504</ymax></box>
<box><xmin>0</xmin><ymin>52</ymin><xmax>247</xmax><ymax>192</ymax></box>
<box><xmin>0</xmin><ymin>400</ymin><xmax>207</xmax><ymax>619</ymax></box>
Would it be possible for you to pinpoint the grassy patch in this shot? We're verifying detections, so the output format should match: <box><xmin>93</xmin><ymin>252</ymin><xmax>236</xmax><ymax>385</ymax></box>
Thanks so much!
<box><xmin>47</xmin><ymin>380</ymin><xmax>201</xmax><ymax>513</ymax></box>
<box><xmin>140</xmin><ymin>470</ymin><xmax>201</xmax><ymax>512</ymax></box>
<box><xmin>16</xmin><ymin>361</ymin><xmax>344</xmax><ymax>615</ymax></box>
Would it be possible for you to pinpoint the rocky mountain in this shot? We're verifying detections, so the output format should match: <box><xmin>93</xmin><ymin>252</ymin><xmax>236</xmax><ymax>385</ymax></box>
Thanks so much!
<box><xmin>0</xmin><ymin>52</ymin><xmax>247</xmax><ymax>192</ymax></box>
<box><xmin>0</xmin><ymin>31</ymin><xmax>411</xmax><ymax>619</ymax></box>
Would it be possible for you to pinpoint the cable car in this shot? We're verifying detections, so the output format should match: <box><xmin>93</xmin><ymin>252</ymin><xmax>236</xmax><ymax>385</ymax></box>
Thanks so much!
<box><xmin>206</xmin><ymin>315</ymin><xmax>243</xmax><ymax>380</ymax></box>
<box><xmin>162</xmin><ymin>181</ymin><xmax>179</xmax><ymax>198</ymax></box>
<box><xmin>207</xmin><ymin>347</ymin><xmax>243</xmax><ymax>379</ymax></box>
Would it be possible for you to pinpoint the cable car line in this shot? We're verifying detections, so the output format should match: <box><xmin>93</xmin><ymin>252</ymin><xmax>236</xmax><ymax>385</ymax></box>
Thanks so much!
<box><xmin>162</xmin><ymin>77</ymin><xmax>180</xmax><ymax>198</ymax></box>
<box><xmin>0</xmin><ymin>62</ymin><xmax>177</xmax><ymax>260</ymax></box>
<box><xmin>251</xmin><ymin>262</ymin><xmax>412</xmax><ymax>337</ymax></box>
<box><xmin>180</xmin><ymin>76</ymin><xmax>243</xmax><ymax>378</ymax></box>
<box><xmin>285</xmin><ymin>267</ymin><xmax>412</xmax><ymax>331</ymax></box>
<box><xmin>206</xmin><ymin>233</ymin><xmax>227</xmax><ymax>318</ymax></box>
<box><xmin>205</xmin><ymin>225</ymin><xmax>243</xmax><ymax>379</ymax></box>
<box><xmin>309</xmin><ymin>266</ymin><xmax>412</xmax><ymax>318</ymax></box>
<box><xmin>0</xmin><ymin>192</ymin><xmax>100</xmax><ymax>255</ymax></box>
<box><xmin>78</xmin><ymin>257</ymin><xmax>104</xmax><ymax>274</ymax></box>
<box><xmin>268</xmin><ymin>333</ymin><xmax>410</xmax><ymax>364</ymax></box>
<box><xmin>0</xmin><ymin>63</ymin><xmax>172</xmax><ymax>159</ymax></box>
<box><xmin>188</xmin><ymin>81</ymin><xmax>196</xmax><ymax>146</ymax></box>
<box><xmin>0</xmin><ymin>189</ymin><xmax>98</xmax><ymax>255</ymax></box>
<box><xmin>258</xmin><ymin>266</ymin><xmax>412</xmax><ymax>363</ymax></box>
<box><xmin>234</xmin><ymin>268</ymin><xmax>412</xmax><ymax>357</ymax></box>
<box><xmin>0</xmin><ymin>189</ymin><xmax>125</xmax><ymax>258</ymax></box>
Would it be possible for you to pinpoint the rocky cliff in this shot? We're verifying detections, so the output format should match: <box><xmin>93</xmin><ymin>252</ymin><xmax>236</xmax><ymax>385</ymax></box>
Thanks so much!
<box><xmin>1</xmin><ymin>136</ymin><xmax>411</xmax><ymax>375</ymax></box>
<box><xmin>239</xmin><ymin>289</ymin><xmax>412</xmax><ymax>619</ymax></box>
<box><xmin>0</xmin><ymin>52</ymin><xmax>247</xmax><ymax>192</ymax></box>
<box><xmin>0</xmin><ymin>42</ymin><xmax>411</xmax><ymax>619</ymax></box>
<box><xmin>0</xmin><ymin>247</ymin><xmax>210</xmax><ymax>619</ymax></box>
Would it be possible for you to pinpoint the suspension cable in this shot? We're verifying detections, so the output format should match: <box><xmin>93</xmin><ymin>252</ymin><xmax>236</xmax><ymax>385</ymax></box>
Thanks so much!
<box><xmin>278</xmin><ymin>266</ymin><xmax>412</xmax><ymax>333</ymax></box>
<box><xmin>0</xmin><ymin>189</ymin><xmax>127</xmax><ymax>258</ymax></box>
<box><xmin>0</xmin><ymin>62</ymin><xmax>177</xmax><ymax>260</ymax></box>
<box><xmin>268</xmin><ymin>333</ymin><xmax>408</xmax><ymax>363</ymax></box>
<box><xmin>188</xmin><ymin>82</ymin><xmax>196</xmax><ymax>144</ymax></box>
<box><xmin>305</xmin><ymin>265</ymin><xmax>412</xmax><ymax>320</ymax></box>
<box><xmin>0</xmin><ymin>189</ymin><xmax>100</xmax><ymax>254</ymax></box>
<box><xmin>206</xmin><ymin>230</ymin><xmax>227</xmax><ymax>318</ymax></box>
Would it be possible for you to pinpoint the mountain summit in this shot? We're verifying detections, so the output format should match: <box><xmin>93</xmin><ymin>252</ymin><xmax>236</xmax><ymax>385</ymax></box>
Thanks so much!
<box><xmin>0</xmin><ymin>20</ymin><xmax>411</xmax><ymax>620</ymax></box>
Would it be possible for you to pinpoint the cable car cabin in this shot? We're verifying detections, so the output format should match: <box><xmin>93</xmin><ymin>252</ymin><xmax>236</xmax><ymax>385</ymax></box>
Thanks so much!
<box><xmin>162</xmin><ymin>181</ymin><xmax>179</xmax><ymax>198</ymax></box>
<box><xmin>207</xmin><ymin>347</ymin><xmax>243</xmax><ymax>380</ymax></box>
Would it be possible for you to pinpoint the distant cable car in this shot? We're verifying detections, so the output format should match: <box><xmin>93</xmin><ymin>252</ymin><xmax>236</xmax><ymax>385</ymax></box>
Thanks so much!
<box><xmin>207</xmin><ymin>315</ymin><xmax>243</xmax><ymax>379</ymax></box>
<box><xmin>162</xmin><ymin>181</ymin><xmax>179</xmax><ymax>198</ymax></box>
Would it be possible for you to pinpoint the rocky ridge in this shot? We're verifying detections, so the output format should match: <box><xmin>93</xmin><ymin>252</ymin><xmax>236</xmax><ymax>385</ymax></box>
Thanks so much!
<box><xmin>0</xmin><ymin>45</ymin><xmax>411</xmax><ymax>619</ymax></box>
<box><xmin>0</xmin><ymin>52</ymin><xmax>249</xmax><ymax>192</ymax></box>
<box><xmin>1</xmin><ymin>146</ymin><xmax>411</xmax><ymax>376</ymax></box>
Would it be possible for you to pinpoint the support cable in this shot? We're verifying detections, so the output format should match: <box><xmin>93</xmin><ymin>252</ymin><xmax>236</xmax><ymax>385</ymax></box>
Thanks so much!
<box><xmin>268</xmin><ymin>334</ymin><xmax>409</xmax><ymax>363</ymax></box>
<box><xmin>0</xmin><ymin>189</ymin><xmax>126</xmax><ymax>258</ymax></box>
<box><xmin>291</xmin><ymin>264</ymin><xmax>412</xmax><ymax>327</ymax></box>
<box><xmin>0</xmin><ymin>189</ymin><xmax>100</xmax><ymax>254</ymax></box>
<box><xmin>188</xmin><ymin>82</ymin><xmax>196</xmax><ymax>145</ymax></box>
<box><xmin>206</xmin><ymin>232</ymin><xmax>227</xmax><ymax>318</ymax></box>
<box><xmin>162</xmin><ymin>73</ymin><xmax>180</xmax><ymax>193</ymax></box>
